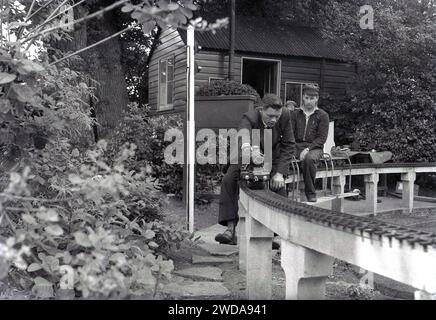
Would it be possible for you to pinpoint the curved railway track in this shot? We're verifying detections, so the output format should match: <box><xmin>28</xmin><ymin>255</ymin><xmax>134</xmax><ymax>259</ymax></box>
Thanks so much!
<box><xmin>241</xmin><ymin>162</ymin><xmax>436</xmax><ymax>250</ymax></box>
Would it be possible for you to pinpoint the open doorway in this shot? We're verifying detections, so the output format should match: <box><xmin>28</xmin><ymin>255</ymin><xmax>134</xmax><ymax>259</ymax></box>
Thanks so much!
<box><xmin>241</xmin><ymin>58</ymin><xmax>280</xmax><ymax>98</ymax></box>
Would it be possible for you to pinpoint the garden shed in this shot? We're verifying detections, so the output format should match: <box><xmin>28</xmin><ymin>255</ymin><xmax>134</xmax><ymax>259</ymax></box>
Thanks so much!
<box><xmin>147</xmin><ymin>15</ymin><xmax>355</xmax><ymax>113</ymax></box>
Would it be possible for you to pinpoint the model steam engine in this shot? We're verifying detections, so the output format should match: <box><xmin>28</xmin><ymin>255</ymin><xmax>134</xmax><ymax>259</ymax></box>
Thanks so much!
<box><xmin>240</xmin><ymin>164</ymin><xmax>271</xmax><ymax>189</ymax></box>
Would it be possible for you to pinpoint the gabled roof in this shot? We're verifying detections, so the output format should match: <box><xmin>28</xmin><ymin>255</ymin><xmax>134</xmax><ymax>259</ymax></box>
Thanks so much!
<box><xmin>179</xmin><ymin>16</ymin><xmax>345</xmax><ymax>61</ymax></box>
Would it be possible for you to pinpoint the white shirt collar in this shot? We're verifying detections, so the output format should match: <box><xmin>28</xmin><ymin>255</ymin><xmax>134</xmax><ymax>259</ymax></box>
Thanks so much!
<box><xmin>301</xmin><ymin>106</ymin><xmax>318</xmax><ymax>118</ymax></box>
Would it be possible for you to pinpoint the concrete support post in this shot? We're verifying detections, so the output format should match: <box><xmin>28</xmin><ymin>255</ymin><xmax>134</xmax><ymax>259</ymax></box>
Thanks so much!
<box><xmin>280</xmin><ymin>240</ymin><xmax>334</xmax><ymax>300</ymax></box>
<box><xmin>246</xmin><ymin>215</ymin><xmax>273</xmax><ymax>300</ymax></box>
<box><xmin>332</xmin><ymin>175</ymin><xmax>346</xmax><ymax>212</ymax></box>
<box><xmin>414</xmin><ymin>290</ymin><xmax>436</xmax><ymax>300</ymax></box>
<box><xmin>401</xmin><ymin>171</ymin><xmax>416</xmax><ymax>214</ymax></box>
<box><xmin>237</xmin><ymin>202</ymin><xmax>247</xmax><ymax>273</ymax></box>
<box><xmin>364</xmin><ymin>173</ymin><xmax>379</xmax><ymax>215</ymax></box>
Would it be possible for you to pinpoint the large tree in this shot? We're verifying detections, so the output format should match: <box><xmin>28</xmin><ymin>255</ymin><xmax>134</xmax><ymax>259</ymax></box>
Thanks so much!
<box><xmin>43</xmin><ymin>0</ymin><xmax>132</xmax><ymax>140</ymax></box>
<box><xmin>319</xmin><ymin>0</ymin><xmax>436</xmax><ymax>162</ymax></box>
<box><xmin>19</xmin><ymin>0</ymin><xmax>203</xmax><ymax>140</ymax></box>
<box><xmin>197</xmin><ymin>0</ymin><xmax>330</xmax><ymax>25</ymax></box>
<box><xmin>79</xmin><ymin>0</ymin><xmax>130</xmax><ymax>139</ymax></box>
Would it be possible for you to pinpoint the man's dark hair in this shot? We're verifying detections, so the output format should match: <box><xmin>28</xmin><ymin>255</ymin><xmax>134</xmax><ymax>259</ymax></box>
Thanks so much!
<box><xmin>302</xmin><ymin>83</ymin><xmax>319</xmax><ymax>96</ymax></box>
<box><xmin>261</xmin><ymin>94</ymin><xmax>283</xmax><ymax>110</ymax></box>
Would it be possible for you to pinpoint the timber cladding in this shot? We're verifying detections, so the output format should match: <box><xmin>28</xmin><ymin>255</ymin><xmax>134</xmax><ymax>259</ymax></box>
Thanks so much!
<box><xmin>148</xmin><ymin>21</ymin><xmax>355</xmax><ymax>114</ymax></box>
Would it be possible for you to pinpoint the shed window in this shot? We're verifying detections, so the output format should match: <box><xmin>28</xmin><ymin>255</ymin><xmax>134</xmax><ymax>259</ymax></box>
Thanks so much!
<box><xmin>158</xmin><ymin>56</ymin><xmax>174</xmax><ymax>110</ymax></box>
<box><xmin>284</xmin><ymin>82</ymin><xmax>318</xmax><ymax>108</ymax></box>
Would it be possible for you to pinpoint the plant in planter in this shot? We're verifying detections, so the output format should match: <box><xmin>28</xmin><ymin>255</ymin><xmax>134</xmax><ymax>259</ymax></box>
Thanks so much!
<box><xmin>197</xmin><ymin>80</ymin><xmax>261</xmax><ymax>104</ymax></box>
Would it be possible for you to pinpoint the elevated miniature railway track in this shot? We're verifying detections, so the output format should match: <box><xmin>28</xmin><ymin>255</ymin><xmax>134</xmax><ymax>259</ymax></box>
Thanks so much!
<box><xmin>241</xmin><ymin>184</ymin><xmax>436</xmax><ymax>250</ymax></box>
<box><xmin>238</xmin><ymin>162</ymin><xmax>436</xmax><ymax>300</ymax></box>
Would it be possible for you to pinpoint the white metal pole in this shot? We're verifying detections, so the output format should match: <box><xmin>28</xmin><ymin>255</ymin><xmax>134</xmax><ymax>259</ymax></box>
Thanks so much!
<box><xmin>186</xmin><ymin>25</ymin><xmax>195</xmax><ymax>233</ymax></box>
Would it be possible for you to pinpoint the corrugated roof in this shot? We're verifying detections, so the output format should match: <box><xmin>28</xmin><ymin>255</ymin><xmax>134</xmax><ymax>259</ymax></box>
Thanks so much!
<box><xmin>179</xmin><ymin>16</ymin><xmax>345</xmax><ymax>61</ymax></box>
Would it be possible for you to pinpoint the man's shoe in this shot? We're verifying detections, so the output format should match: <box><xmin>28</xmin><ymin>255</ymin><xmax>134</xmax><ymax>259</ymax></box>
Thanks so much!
<box><xmin>215</xmin><ymin>230</ymin><xmax>237</xmax><ymax>245</ymax></box>
<box><xmin>272</xmin><ymin>236</ymin><xmax>280</xmax><ymax>250</ymax></box>
<box><xmin>307</xmin><ymin>196</ymin><xmax>317</xmax><ymax>203</ymax></box>
<box><xmin>272</xmin><ymin>241</ymin><xmax>280</xmax><ymax>250</ymax></box>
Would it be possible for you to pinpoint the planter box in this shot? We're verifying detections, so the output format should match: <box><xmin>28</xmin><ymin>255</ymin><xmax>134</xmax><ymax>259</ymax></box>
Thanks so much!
<box><xmin>195</xmin><ymin>95</ymin><xmax>257</xmax><ymax>131</ymax></box>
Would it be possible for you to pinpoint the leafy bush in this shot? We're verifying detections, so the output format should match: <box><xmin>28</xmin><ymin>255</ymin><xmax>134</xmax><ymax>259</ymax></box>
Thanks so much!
<box><xmin>319</xmin><ymin>1</ymin><xmax>436</xmax><ymax>163</ymax></box>
<box><xmin>0</xmin><ymin>51</ymin><xmax>186</xmax><ymax>299</ymax></box>
<box><xmin>0</xmin><ymin>1</ymin><xmax>201</xmax><ymax>300</ymax></box>
<box><xmin>110</xmin><ymin>105</ymin><xmax>184</xmax><ymax>196</ymax></box>
<box><xmin>0</xmin><ymin>141</ymin><xmax>187</xmax><ymax>299</ymax></box>
<box><xmin>321</xmin><ymin>79</ymin><xmax>436</xmax><ymax>163</ymax></box>
<box><xmin>111</xmin><ymin>104</ymin><xmax>223</xmax><ymax>198</ymax></box>
<box><xmin>0</xmin><ymin>51</ymin><xmax>94</xmax><ymax>152</ymax></box>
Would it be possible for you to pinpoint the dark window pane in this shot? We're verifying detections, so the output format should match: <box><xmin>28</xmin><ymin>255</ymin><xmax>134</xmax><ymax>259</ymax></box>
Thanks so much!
<box><xmin>285</xmin><ymin>83</ymin><xmax>301</xmax><ymax>107</ymax></box>
<box><xmin>167</xmin><ymin>81</ymin><xmax>173</xmax><ymax>105</ymax></box>
<box><xmin>159</xmin><ymin>60</ymin><xmax>167</xmax><ymax>83</ymax></box>
<box><xmin>167</xmin><ymin>64</ymin><xmax>174</xmax><ymax>82</ymax></box>
<box><xmin>159</xmin><ymin>59</ymin><xmax>168</xmax><ymax>107</ymax></box>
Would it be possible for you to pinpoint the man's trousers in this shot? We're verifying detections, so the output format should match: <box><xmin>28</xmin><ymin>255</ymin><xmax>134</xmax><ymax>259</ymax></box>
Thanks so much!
<box><xmin>218</xmin><ymin>164</ymin><xmax>287</xmax><ymax>226</ymax></box>
<box><xmin>300</xmin><ymin>148</ymin><xmax>324</xmax><ymax>199</ymax></box>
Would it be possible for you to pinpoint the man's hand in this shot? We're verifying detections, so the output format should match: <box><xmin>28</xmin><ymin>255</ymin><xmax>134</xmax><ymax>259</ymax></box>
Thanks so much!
<box><xmin>270</xmin><ymin>172</ymin><xmax>285</xmax><ymax>191</ymax></box>
<box><xmin>299</xmin><ymin>148</ymin><xmax>310</xmax><ymax>161</ymax></box>
<box><xmin>252</xmin><ymin>146</ymin><xmax>264</xmax><ymax>165</ymax></box>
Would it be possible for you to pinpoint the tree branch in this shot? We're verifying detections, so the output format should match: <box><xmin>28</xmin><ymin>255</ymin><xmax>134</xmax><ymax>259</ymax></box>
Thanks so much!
<box><xmin>39</xmin><ymin>0</ymin><xmax>86</xmax><ymax>31</ymax></box>
<box><xmin>0</xmin><ymin>0</ymin><xmax>3</xmax><ymax>47</ymax></box>
<box><xmin>46</xmin><ymin>0</ymin><xmax>71</xmax><ymax>21</ymax></box>
<box><xmin>27</xmin><ymin>0</ymin><xmax>56</xmax><ymax>21</ymax></box>
<box><xmin>28</xmin><ymin>0</ymin><xmax>78</xmax><ymax>36</ymax></box>
<box><xmin>25</xmin><ymin>0</ymin><xmax>38</xmax><ymax>20</ymax></box>
<box><xmin>24</xmin><ymin>0</ymin><xmax>86</xmax><ymax>48</ymax></box>
<box><xmin>50</xmin><ymin>24</ymin><xmax>135</xmax><ymax>66</ymax></box>
<box><xmin>22</xmin><ymin>0</ymin><xmax>129</xmax><ymax>45</ymax></box>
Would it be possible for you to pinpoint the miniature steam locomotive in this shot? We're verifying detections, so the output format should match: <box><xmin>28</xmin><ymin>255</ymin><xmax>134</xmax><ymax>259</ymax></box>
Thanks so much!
<box><xmin>240</xmin><ymin>164</ymin><xmax>271</xmax><ymax>189</ymax></box>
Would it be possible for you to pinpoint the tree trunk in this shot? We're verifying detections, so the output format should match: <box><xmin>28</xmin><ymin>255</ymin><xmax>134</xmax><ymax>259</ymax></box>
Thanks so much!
<box><xmin>83</xmin><ymin>5</ymin><xmax>128</xmax><ymax>139</ymax></box>
<box><xmin>49</xmin><ymin>1</ymin><xmax>129</xmax><ymax>141</ymax></box>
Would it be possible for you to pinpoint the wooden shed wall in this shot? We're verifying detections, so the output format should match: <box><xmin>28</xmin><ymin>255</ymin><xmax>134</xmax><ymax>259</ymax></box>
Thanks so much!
<box><xmin>148</xmin><ymin>30</ymin><xmax>355</xmax><ymax>113</ymax></box>
<box><xmin>194</xmin><ymin>52</ymin><xmax>354</xmax><ymax>101</ymax></box>
<box><xmin>148</xmin><ymin>27</ymin><xmax>187</xmax><ymax>112</ymax></box>
<box><xmin>233</xmin><ymin>53</ymin><xmax>355</xmax><ymax>99</ymax></box>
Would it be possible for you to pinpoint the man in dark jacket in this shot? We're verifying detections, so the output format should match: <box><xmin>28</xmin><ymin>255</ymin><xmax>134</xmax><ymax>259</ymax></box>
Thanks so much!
<box><xmin>215</xmin><ymin>94</ymin><xmax>296</xmax><ymax>245</ymax></box>
<box><xmin>291</xmin><ymin>83</ymin><xmax>329</xmax><ymax>202</ymax></box>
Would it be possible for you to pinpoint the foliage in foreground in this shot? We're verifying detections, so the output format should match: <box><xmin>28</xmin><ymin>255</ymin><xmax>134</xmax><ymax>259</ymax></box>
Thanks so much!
<box><xmin>0</xmin><ymin>141</ymin><xmax>187</xmax><ymax>299</ymax></box>
<box><xmin>0</xmin><ymin>9</ymin><xmax>188</xmax><ymax>297</ymax></box>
